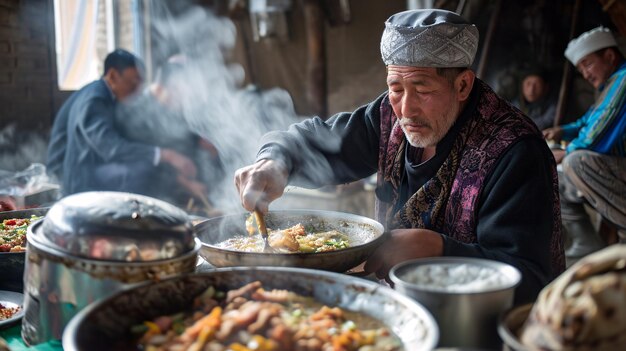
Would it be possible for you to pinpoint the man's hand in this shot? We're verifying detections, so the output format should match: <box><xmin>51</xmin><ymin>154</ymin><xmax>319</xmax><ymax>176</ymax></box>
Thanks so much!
<box><xmin>364</xmin><ymin>228</ymin><xmax>444</xmax><ymax>281</ymax></box>
<box><xmin>199</xmin><ymin>138</ymin><xmax>219</xmax><ymax>157</ymax></box>
<box><xmin>234</xmin><ymin>159</ymin><xmax>289</xmax><ymax>213</ymax></box>
<box><xmin>542</xmin><ymin>126</ymin><xmax>563</xmax><ymax>142</ymax></box>
<box><xmin>161</xmin><ymin>148</ymin><xmax>197</xmax><ymax>179</ymax></box>
<box><xmin>0</xmin><ymin>196</ymin><xmax>16</xmax><ymax>212</ymax></box>
<box><xmin>552</xmin><ymin>149</ymin><xmax>566</xmax><ymax>164</ymax></box>
<box><xmin>177</xmin><ymin>175</ymin><xmax>208</xmax><ymax>200</ymax></box>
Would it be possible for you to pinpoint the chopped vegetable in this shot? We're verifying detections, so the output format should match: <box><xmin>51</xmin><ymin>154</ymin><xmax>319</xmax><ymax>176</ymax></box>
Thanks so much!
<box><xmin>134</xmin><ymin>282</ymin><xmax>403</xmax><ymax>351</ymax></box>
<box><xmin>0</xmin><ymin>215</ymin><xmax>42</xmax><ymax>252</ymax></box>
<box><xmin>217</xmin><ymin>223</ymin><xmax>351</xmax><ymax>254</ymax></box>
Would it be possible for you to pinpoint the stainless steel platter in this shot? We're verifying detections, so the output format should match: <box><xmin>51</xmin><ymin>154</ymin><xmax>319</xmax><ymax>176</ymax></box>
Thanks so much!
<box><xmin>0</xmin><ymin>290</ymin><xmax>24</xmax><ymax>329</ymax></box>
<box><xmin>62</xmin><ymin>267</ymin><xmax>439</xmax><ymax>351</ymax></box>
<box><xmin>195</xmin><ymin>209</ymin><xmax>386</xmax><ymax>272</ymax></box>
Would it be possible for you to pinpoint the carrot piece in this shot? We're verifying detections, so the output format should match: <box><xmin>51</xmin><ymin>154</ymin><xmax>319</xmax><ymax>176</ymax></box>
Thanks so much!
<box><xmin>188</xmin><ymin>325</ymin><xmax>215</xmax><ymax>351</ymax></box>
<box><xmin>181</xmin><ymin>306</ymin><xmax>222</xmax><ymax>340</ymax></box>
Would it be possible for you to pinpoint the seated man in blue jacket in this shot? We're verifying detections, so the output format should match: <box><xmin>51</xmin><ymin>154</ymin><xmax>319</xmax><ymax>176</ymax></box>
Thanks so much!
<box><xmin>543</xmin><ymin>27</ymin><xmax>626</xmax><ymax>262</ymax></box>
<box><xmin>46</xmin><ymin>49</ymin><xmax>198</xmax><ymax>196</ymax></box>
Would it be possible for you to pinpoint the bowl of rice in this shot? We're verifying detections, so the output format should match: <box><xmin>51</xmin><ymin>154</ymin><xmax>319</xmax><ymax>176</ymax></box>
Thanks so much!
<box><xmin>390</xmin><ymin>257</ymin><xmax>521</xmax><ymax>349</ymax></box>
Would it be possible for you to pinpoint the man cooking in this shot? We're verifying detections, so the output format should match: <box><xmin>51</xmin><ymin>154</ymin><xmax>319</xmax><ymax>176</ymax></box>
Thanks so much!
<box><xmin>234</xmin><ymin>9</ymin><xmax>564</xmax><ymax>303</ymax></box>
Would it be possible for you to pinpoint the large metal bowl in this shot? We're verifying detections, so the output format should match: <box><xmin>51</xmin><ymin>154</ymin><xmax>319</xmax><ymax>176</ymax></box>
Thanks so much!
<box><xmin>0</xmin><ymin>207</ymin><xmax>49</xmax><ymax>291</ymax></box>
<box><xmin>62</xmin><ymin>267</ymin><xmax>439</xmax><ymax>351</ymax></box>
<box><xmin>498</xmin><ymin>303</ymin><xmax>533</xmax><ymax>351</ymax></box>
<box><xmin>390</xmin><ymin>257</ymin><xmax>521</xmax><ymax>349</ymax></box>
<box><xmin>196</xmin><ymin>210</ymin><xmax>386</xmax><ymax>272</ymax></box>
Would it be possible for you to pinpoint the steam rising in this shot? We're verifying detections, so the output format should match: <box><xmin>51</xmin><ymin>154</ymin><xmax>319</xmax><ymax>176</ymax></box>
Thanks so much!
<box><xmin>148</xmin><ymin>4</ymin><xmax>301</xmax><ymax>212</ymax></box>
<box><xmin>0</xmin><ymin>124</ymin><xmax>48</xmax><ymax>172</ymax></box>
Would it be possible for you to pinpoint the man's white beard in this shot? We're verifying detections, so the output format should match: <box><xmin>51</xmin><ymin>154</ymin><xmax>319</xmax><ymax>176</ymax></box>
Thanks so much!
<box><xmin>400</xmin><ymin>105</ymin><xmax>458</xmax><ymax>148</ymax></box>
<box><xmin>401</xmin><ymin>123</ymin><xmax>437</xmax><ymax>148</ymax></box>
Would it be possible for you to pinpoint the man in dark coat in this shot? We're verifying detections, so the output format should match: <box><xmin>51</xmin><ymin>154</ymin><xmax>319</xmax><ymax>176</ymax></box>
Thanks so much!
<box><xmin>512</xmin><ymin>68</ymin><xmax>557</xmax><ymax>130</ymax></box>
<box><xmin>46</xmin><ymin>49</ymin><xmax>197</xmax><ymax>196</ymax></box>
<box><xmin>234</xmin><ymin>10</ymin><xmax>564</xmax><ymax>304</ymax></box>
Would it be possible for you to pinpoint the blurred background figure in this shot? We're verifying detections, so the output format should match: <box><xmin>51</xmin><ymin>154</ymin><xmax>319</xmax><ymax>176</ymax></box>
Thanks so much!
<box><xmin>116</xmin><ymin>58</ymin><xmax>224</xmax><ymax>212</ymax></box>
<box><xmin>543</xmin><ymin>27</ymin><xmax>626</xmax><ymax>265</ymax></box>
<box><xmin>512</xmin><ymin>67</ymin><xmax>557</xmax><ymax>130</ymax></box>
<box><xmin>0</xmin><ymin>196</ymin><xmax>16</xmax><ymax>212</ymax></box>
<box><xmin>46</xmin><ymin>49</ymin><xmax>198</xmax><ymax>197</ymax></box>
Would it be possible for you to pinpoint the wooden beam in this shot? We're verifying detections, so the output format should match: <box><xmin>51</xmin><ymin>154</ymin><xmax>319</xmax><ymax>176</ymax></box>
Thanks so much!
<box><xmin>554</xmin><ymin>0</ymin><xmax>582</xmax><ymax>127</ymax></box>
<box><xmin>476</xmin><ymin>0</ymin><xmax>502</xmax><ymax>79</ymax></box>
<box><xmin>303</xmin><ymin>0</ymin><xmax>328</xmax><ymax>118</ymax></box>
<box><xmin>598</xmin><ymin>0</ymin><xmax>626</xmax><ymax>37</ymax></box>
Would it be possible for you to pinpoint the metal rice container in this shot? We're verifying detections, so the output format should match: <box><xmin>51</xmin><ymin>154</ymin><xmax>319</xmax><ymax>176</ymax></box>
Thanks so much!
<box><xmin>390</xmin><ymin>257</ymin><xmax>521</xmax><ymax>349</ymax></box>
<box><xmin>21</xmin><ymin>191</ymin><xmax>200</xmax><ymax>346</ymax></box>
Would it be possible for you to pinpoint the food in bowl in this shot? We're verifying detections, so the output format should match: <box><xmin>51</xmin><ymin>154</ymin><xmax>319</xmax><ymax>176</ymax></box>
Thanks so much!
<box><xmin>0</xmin><ymin>302</ymin><xmax>21</xmax><ymax>320</ymax></box>
<box><xmin>400</xmin><ymin>262</ymin><xmax>514</xmax><ymax>292</ymax></box>
<box><xmin>391</xmin><ymin>258</ymin><xmax>521</xmax><ymax>348</ymax></box>
<box><xmin>0</xmin><ymin>215</ymin><xmax>42</xmax><ymax>252</ymax></box>
<box><xmin>133</xmin><ymin>280</ymin><xmax>402</xmax><ymax>351</ymax></box>
<box><xmin>196</xmin><ymin>211</ymin><xmax>386</xmax><ymax>272</ymax></box>
<box><xmin>219</xmin><ymin>221</ymin><xmax>350</xmax><ymax>253</ymax></box>
<box><xmin>520</xmin><ymin>245</ymin><xmax>626</xmax><ymax>350</ymax></box>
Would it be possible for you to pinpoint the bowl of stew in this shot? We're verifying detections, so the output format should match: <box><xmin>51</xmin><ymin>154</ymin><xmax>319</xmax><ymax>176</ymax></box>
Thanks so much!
<box><xmin>63</xmin><ymin>267</ymin><xmax>438</xmax><ymax>351</ymax></box>
<box><xmin>196</xmin><ymin>210</ymin><xmax>387</xmax><ymax>273</ymax></box>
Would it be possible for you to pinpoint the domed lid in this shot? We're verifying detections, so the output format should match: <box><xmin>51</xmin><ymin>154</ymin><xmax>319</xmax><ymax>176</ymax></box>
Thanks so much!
<box><xmin>30</xmin><ymin>191</ymin><xmax>196</xmax><ymax>261</ymax></box>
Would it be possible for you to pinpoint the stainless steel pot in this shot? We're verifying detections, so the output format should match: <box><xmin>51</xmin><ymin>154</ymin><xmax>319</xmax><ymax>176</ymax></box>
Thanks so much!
<box><xmin>62</xmin><ymin>267</ymin><xmax>439</xmax><ymax>351</ymax></box>
<box><xmin>21</xmin><ymin>191</ymin><xmax>200</xmax><ymax>346</ymax></box>
<box><xmin>498</xmin><ymin>304</ymin><xmax>533</xmax><ymax>351</ymax></box>
<box><xmin>390</xmin><ymin>257</ymin><xmax>521</xmax><ymax>349</ymax></box>
<box><xmin>196</xmin><ymin>210</ymin><xmax>386</xmax><ymax>272</ymax></box>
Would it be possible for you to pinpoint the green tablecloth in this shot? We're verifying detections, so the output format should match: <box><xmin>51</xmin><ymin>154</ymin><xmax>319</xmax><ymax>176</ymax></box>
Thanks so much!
<box><xmin>0</xmin><ymin>325</ymin><xmax>62</xmax><ymax>351</ymax></box>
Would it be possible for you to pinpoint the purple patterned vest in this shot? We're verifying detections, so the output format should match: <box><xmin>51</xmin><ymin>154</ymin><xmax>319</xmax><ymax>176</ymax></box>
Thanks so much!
<box><xmin>375</xmin><ymin>79</ymin><xmax>564</xmax><ymax>274</ymax></box>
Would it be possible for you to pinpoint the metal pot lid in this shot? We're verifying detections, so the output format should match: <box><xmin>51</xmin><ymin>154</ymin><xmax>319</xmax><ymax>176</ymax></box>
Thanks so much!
<box><xmin>31</xmin><ymin>191</ymin><xmax>196</xmax><ymax>262</ymax></box>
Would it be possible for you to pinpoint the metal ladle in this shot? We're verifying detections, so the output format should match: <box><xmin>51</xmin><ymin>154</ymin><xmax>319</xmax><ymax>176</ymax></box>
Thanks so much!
<box><xmin>253</xmin><ymin>210</ymin><xmax>274</xmax><ymax>253</ymax></box>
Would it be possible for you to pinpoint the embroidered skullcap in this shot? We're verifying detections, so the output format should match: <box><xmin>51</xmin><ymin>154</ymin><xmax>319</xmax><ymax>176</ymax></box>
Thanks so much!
<box><xmin>380</xmin><ymin>9</ymin><xmax>479</xmax><ymax>67</ymax></box>
<box><xmin>565</xmin><ymin>26</ymin><xmax>618</xmax><ymax>65</ymax></box>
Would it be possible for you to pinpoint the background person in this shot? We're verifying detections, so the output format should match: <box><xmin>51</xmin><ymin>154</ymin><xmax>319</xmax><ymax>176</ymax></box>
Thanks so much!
<box><xmin>542</xmin><ymin>27</ymin><xmax>626</xmax><ymax>263</ymax></box>
<box><xmin>0</xmin><ymin>196</ymin><xmax>15</xmax><ymax>212</ymax></box>
<box><xmin>513</xmin><ymin>67</ymin><xmax>557</xmax><ymax>130</ymax></box>
<box><xmin>46</xmin><ymin>49</ymin><xmax>198</xmax><ymax>196</ymax></box>
<box><xmin>235</xmin><ymin>9</ymin><xmax>564</xmax><ymax>304</ymax></box>
<box><xmin>116</xmin><ymin>60</ymin><xmax>222</xmax><ymax>208</ymax></box>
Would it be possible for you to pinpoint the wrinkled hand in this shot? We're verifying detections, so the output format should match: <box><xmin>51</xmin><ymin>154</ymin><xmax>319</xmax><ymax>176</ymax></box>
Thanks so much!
<box><xmin>199</xmin><ymin>138</ymin><xmax>219</xmax><ymax>157</ymax></box>
<box><xmin>177</xmin><ymin>175</ymin><xmax>208</xmax><ymax>200</ymax></box>
<box><xmin>552</xmin><ymin>149</ymin><xmax>566</xmax><ymax>165</ymax></box>
<box><xmin>234</xmin><ymin>159</ymin><xmax>289</xmax><ymax>213</ymax></box>
<box><xmin>364</xmin><ymin>228</ymin><xmax>444</xmax><ymax>281</ymax></box>
<box><xmin>161</xmin><ymin>148</ymin><xmax>197</xmax><ymax>179</ymax></box>
<box><xmin>542</xmin><ymin>126</ymin><xmax>563</xmax><ymax>142</ymax></box>
<box><xmin>0</xmin><ymin>197</ymin><xmax>16</xmax><ymax>212</ymax></box>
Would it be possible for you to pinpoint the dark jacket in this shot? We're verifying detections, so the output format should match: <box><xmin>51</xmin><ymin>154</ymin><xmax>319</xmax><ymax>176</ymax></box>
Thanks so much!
<box><xmin>46</xmin><ymin>79</ymin><xmax>157</xmax><ymax>195</ymax></box>
<box><xmin>257</xmin><ymin>81</ymin><xmax>564</xmax><ymax>304</ymax></box>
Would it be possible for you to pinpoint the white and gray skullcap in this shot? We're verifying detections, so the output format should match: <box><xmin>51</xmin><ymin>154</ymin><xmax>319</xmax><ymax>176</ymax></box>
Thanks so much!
<box><xmin>564</xmin><ymin>26</ymin><xmax>617</xmax><ymax>65</ymax></box>
<box><xmin>380</xmin><ymin>9</ymin><xmax>479</xmax><ymax>67</ymax></box>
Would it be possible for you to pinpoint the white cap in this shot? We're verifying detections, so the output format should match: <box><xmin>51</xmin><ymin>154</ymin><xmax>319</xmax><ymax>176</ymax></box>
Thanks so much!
<box><xmin>564</xmin><ymin>26</ymin><xmax>618</xmax><ymax>65</ymax></box>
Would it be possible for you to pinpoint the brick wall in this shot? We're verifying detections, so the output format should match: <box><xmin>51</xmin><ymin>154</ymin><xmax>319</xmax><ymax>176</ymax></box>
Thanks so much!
<box><xmin>118</xmin><ymin>0</ymin><xmax>135</xmax><ymax>51</ymax></box>
<box><xmin>94</xmin><ymin>0</ymin><xmax>138</xmax><ymax>79</ymax></box>
<box><xmin>0</xmin><ymin>0</ymin><xmax>69</xmax><ymax>132</ymax></box>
